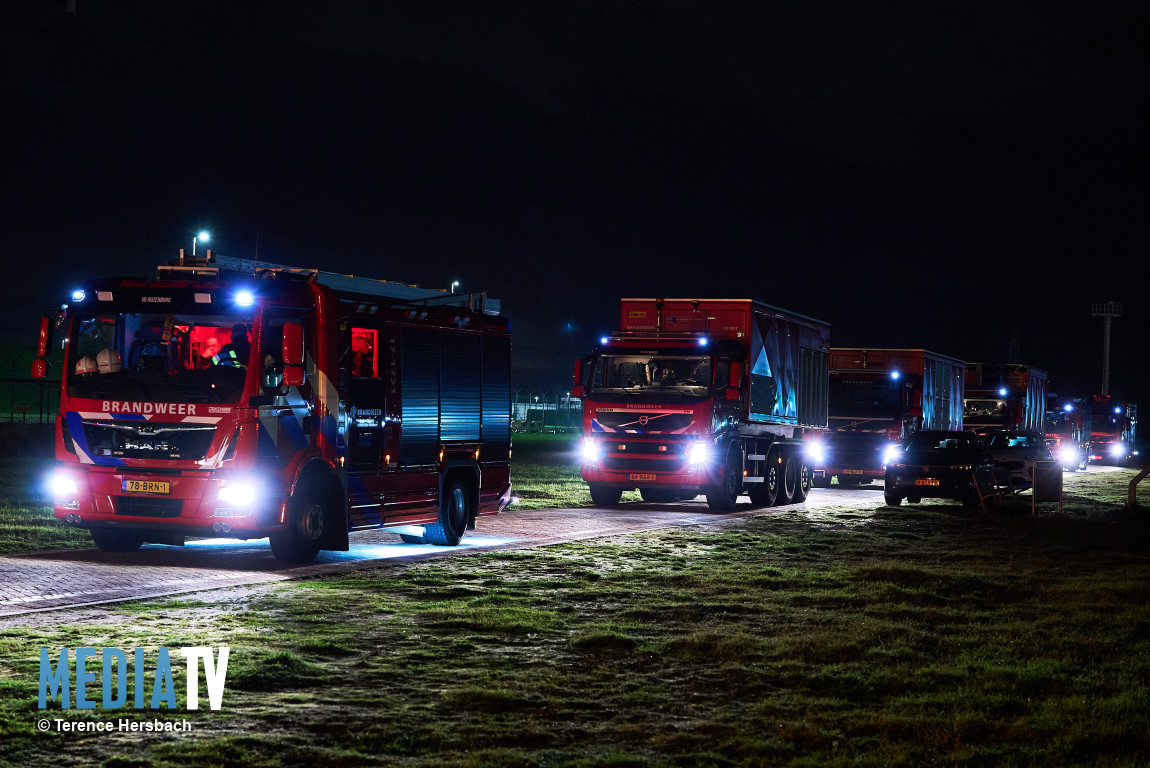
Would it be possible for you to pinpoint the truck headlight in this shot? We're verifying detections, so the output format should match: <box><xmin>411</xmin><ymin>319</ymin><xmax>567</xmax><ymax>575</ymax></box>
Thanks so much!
<box><xmin>1109</xmin><ymin>443</ymin><xmax>1126</xmax><ymax>458</ymax></box>
<box><xmin>882</xmin><ymin>444</ymin><xmax>902</xmax><ymax>465</ymax></box>
<box><xmin>687</xmin><ymin>442</ymin><xmax>710</xmax><ymax>465</ymax></box>
<box><xmin>49</xmin><ymin>472</ymin><xmax>78</xmax><ymax>498</ymax></box>
<box><xmin>1060</xmin><ymin>447</ymin><xmax>1079</xmax><ymax>465</ymax></box>
<box><xmin>805</xmin><ymin>442</ymin><xmax>825</xmax><ymax>463</ymax></box>
<box><xmin>217</xmin><ymin>483</ymin><xmax>257</xmax><ymax>506</ymax></box>
<box><xmin>582</xmin><ymin>438</ymin><xmax>600</xmax><ymax>464</ymax></box>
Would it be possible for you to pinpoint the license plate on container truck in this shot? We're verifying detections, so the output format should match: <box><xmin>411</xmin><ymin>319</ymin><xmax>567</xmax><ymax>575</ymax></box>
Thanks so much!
<box><xmin>122</xmin><ymin>479</ymin><xmax>171</xmax><ymax>495</ymax></box>
<box><xmin>628</xmin><ymin>474</ymin><xmax>656</xmax><ymax>482</ymax></box>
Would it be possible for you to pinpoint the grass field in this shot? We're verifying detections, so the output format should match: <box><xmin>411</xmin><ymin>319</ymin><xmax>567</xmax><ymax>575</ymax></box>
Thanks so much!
<box><xmin>2</xmin><ymin>439</ymin><xmax>1150</xmax><ymax>766</ymax></box>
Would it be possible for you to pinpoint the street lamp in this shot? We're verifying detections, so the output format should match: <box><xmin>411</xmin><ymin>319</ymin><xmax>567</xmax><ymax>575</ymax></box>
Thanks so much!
<box><xmin>451</xmin><ymin>281</ymin><xmax>460</xmax><ymax>294</ymax></box>
<box><xmin>192</xmin><ymin>230</ymin><xmax>210</xmax><ymax>256</ymax></box>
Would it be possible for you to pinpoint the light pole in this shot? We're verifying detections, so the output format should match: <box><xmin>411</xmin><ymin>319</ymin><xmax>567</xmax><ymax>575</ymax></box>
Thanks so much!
<box><xmin>451</xmin><ymin>281</ymin><xmax>460</xmax><ymax>294</ymax></box>
<box><xmin>1092</xmin><ymin>301</ymin><xmax>1122</xmax><ymax>396</ymax></box>
<box><xmin>192</xmin><ymin>230</ymin><xmax>210</xmax><ymax>256</ymax></box>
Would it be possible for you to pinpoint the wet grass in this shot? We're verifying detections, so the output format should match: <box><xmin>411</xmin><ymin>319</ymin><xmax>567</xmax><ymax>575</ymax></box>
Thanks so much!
<box><xmin>1</xmin><ymin>471</ymin><xmax>1149</xmax><ymax>766</ymax></box>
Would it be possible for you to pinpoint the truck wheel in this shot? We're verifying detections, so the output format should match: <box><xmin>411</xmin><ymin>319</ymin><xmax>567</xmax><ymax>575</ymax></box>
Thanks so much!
<box><xmin>91</xmin><ymin>529</ymin><xmax>144</xmax><ymax>552</ymax></box>
<box><xmin>748</xmin><ymin>458</ymin><xmax>779</xmax><ymax>507</ymax></box>
<box><xmin>640</xmin><ymin>487</ymin><xmax>678</xmax><ymax>503</ymax></box>
<box><xmin>424</xmin><ymin>477</ymin><xmax>471</xmax><ymax>546</ymax></box>
<box><xmin>589</xmin><ymin>483</ymin><xmax>623</xmax><ymax>507</ymax></box>
<box><xmin>270</xmin><ymin>484</ymin><xmax>327</xmax><ymax>563</ymax></box>
<box><xmin>884</xmin><ymin>489</ymin><xmax>902</xmax><ymax>506</ymax></box>
<box><xmin>706</xmin><ymin>446</ymin><xmax>743</xmax><ymax>511</ymax></box>
<box><xmin>776</xmin><ymin>454</ymin><xmax>799</xmax><ymax>505</ymax></box>
<box><xmin>793</xmin><ymin>459</ymin><xmax>812</xmax><ymax>503</ymax></box>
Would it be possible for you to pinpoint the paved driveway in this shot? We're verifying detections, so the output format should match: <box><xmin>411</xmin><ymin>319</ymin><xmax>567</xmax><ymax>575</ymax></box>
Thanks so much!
<box><xmin>0</xmin><ymin>484</ymin><xmax>890</xmax><ymax>617</ymax></box>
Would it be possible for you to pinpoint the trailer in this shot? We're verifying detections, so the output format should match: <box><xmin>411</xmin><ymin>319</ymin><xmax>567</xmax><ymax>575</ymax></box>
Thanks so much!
<box><xmin>809</xmin><ymin>348</ymin><xmax>965</xmax><ymax>487</ymax></box>
<box><xmin>573</xmin><ymin>298</ymin><xmax>830</xmax><ymax>510</ymax></box>
<box><xmin>963</xmin><ymin>363</ymin><xmax>1048</xmax><ymax>436</ymax></box>
<box><xmin>34</xmin><ymin>251</ymin><xmax>512</xmax><ymax>563</ymax></box>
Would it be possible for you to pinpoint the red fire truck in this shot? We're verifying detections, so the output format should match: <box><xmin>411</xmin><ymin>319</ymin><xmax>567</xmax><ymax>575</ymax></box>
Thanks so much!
<box><xmin>573</xmin><ymin>298</ymin><xmax>830</xmax><ymax>510</ymax></box>
<box><xmin>33</xmin><ymin>252</ymin><xmax>512</xmax><ymax>562</ymax></box>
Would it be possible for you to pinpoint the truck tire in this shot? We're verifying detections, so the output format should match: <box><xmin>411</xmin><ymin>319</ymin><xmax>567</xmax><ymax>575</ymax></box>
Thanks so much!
<box><xmin>777</xmin><ymin>454</ymin><xmax>798</xmax><ymax>505</ymax></box>
<box><xmin>589</xmin><ymin>483</ymin><xmax>623</xmax><ymax>507</ymax></box>
<box><xmin>747</xmin><ymin>457</ymin><xmax>779</xmax><ymax>507</ymax></box>
<box><xmin>640</xmin><ymin>487</ymin><xmax>678</xmax><ymax>504</ymax></box>
<box><xmin>793</xmin><ymin>458</ymin><xmax>812</xmax><ymax>503</ymax></box>
<box><xmin>884</xmin><ymin>489</ymin><xmax>902</xmax><ymax>506</ymax></box>
<box><xmin>400</xmin><ymin>534</ymin><xmax>426</xmax><ymax>544</ymax></box>
<box><xmin>270</xmin><ymin>483</ymin><xmax>327</xmax><ymax>563</ymax></box>
<box><xmin>91</xmin><ymin>528</ymin><xmax>144</xmax><ymax>553</ymax></box>
<box><xmin>424</xmin><ymin>476</ymin><xmax>471</xmax><ymax>546</ymax></box>
<box><xmin>706</xmin><ymin>445</ymin><xmax>743</xmax><ymax>511</ymax></box>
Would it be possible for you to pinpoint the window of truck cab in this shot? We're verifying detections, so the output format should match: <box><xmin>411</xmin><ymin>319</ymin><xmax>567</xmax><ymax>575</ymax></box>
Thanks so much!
<box><xmin>65</xmin><ymin>311</ymin><xmax>253</xmax><ymax>404</ymax></box>
<box><xmin>588</xmin><ymin>350</ymin><xmax>713</xmax><ymax>398</ymax></box>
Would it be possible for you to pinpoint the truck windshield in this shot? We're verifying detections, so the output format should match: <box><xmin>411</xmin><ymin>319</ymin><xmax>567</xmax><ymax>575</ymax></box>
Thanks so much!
<box><xmin>65</xmin><ymin>311</ymin><xmax>255</xmax><ymax>404</ymax></box>
<box><xmin>964</xmin><ymin>398</ymin><xmax>1008</xmax><ymax>421</ymax></box>
<box><xmin>588</xmin><ymin>352</ymin><xmax>713</xmax><ymax>397</ymax></box>
<box><xmin>829</xmin><ymin>378</ymin><xmax>901</xmax><ymax>419</ymax></box>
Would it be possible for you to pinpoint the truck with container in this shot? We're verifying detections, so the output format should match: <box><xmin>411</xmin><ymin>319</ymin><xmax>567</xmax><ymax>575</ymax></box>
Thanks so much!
<box><xmin>572</xmin><ymin>298</ymin><xmax>830</xmax><ymax>510</ymax></box>
<box><xmin>1086</xmin><ymin>395</ymin><xmax>1138</xmax><ymax>465</ymax></box>
<box><xmin>33</xmin><ymin>251</ymin><xmax>512</xmax><ymax>563</ymax></box>
<box><xmin>962</xmin><ymin>363</ymin><xmax>1048</xmax><ymax>436</ymax></box>
<box><xmin>808</xmin><ymin>348</ymin><xmax>965</xmax><ymax>487</ymax></box>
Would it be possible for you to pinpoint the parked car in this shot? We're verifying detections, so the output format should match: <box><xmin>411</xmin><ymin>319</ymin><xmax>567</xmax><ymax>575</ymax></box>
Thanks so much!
<box><xmin>983</xmin><ymin>430</ymin><xmax>1055</xmax><ymax>490</ymax></box>
<box><xmin>884</xmin><ymin>430</ymin><xmax>995</xmax><ymax>506</ymax></box>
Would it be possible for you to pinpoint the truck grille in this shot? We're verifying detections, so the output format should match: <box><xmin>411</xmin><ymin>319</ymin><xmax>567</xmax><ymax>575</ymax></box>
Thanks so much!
<box><xmin>114</xmin><ymin>496</ymin><xmax>183</xmax><ymax>518</ymax></box>
<box><xmin>603</xmin><ymin>456</ymin><xmax>684</xmax><ymax>473</ymax></box>
<box><xmin>82</xmin><ymin>420</ymin><xmax>217</xmax><ymax>461</ymax></box>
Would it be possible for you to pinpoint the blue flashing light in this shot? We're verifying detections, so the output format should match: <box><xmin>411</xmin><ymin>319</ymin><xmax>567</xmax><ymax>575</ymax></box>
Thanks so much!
<box><xmin>699</xmin><ymin>337</ymin><xmax>709</xmax><ymax>347</ymax></box>
<box><xmin>600</xmin><ymin>336</ymin><xmax>609</xmax><ymax>346</ymax></box>
<box><xmin>1115</xmin><ymin>406</ymin><xmax>1122</xmax><ymax>414</ymax></box>
<box><xmin>71</xmin><ymin>289</ymin><xmax>86</xmax><ymax>303</ymax></box>
<box><xmin>998</xmin><ymin>388</ymin><xmax>1008</xmax><ymax>397</ymax></box>
<box><xmin>890</xmin><ymin>370</ymin><xmax>900</xmax><ymax>380</ymax></box>
<box><xmin>1063</xmin><ymin>403</ymin><xmax>1074</xmax><ymax>412</ymax></box>
<box><xmin>234</xmin><ymin>289</ymin><xmax>255</xmax><ymax>307</ymax></box>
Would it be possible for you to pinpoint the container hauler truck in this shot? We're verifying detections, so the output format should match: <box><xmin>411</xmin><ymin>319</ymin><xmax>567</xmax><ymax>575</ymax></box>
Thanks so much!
<box><xmin>1086</xmin><ymin>395</ymin><xmax>1139</xmax><ymax>465</ymax></box>
<box><xmin>572</xmin><ymin>298</ymin><xmax>830</xmax><ymax>511</ymax></box>
<box><xmin>963</xmin><ymin>363</ymin><xmax>1048</xmax><ymax>436</ymax></box>
<box><xmin>808</xmin><ymin>348</ymin><xmax>965</xmax><ymax>487</ymax></box>
<box><xmin>33</xmin><ymin>252</ymin><xmax>512</xmax><ymax>563</ymax></box>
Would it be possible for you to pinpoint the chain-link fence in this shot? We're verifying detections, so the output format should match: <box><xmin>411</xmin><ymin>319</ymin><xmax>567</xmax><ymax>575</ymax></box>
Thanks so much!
<box><xmin>0</xmin><ymin>378</ymin><xmax>59</xmax><ymax>425</ymax></box>
<box><xmin>512</xmin><ymin>390</ymin><xmax>582</xmax><ymax>433</ymax></box>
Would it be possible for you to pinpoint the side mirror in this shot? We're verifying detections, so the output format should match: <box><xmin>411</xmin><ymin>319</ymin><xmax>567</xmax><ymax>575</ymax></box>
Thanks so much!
<box><xmin>37</xmin><ymin>316</ymin><xmax>51</xmax><ymax>358</ymax></box>
<box><xmin>31</xmin><ymin>359</ymin><xmax>48</xmax><ymax>379</ymax></box>
<box><xmin>728</xmin><ymin>361</ymin><xmax>742</xmax><ymax>388</ymax></box>
<box><xmin>572</xmin><ymin>359</ymin><xmax>583</xmax><ymax>389</ymax></box>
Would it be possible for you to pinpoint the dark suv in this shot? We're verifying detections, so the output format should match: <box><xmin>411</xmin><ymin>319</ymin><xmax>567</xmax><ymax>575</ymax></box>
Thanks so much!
<box><xmin>884</xmin><ymin>430</ymin><xmax>996</xmax><ymax>506</ymax></box>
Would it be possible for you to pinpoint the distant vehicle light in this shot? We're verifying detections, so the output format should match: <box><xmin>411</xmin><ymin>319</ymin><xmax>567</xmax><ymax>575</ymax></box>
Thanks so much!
<box><xmin>600</xmin><ymin>337</ymin><xmax>609</xmax><ymax>346</ymax></box>
<box><xmin>1059</xmin><ymin>446</ymin><xmax>1079</xmax><ymax>466</ymax></box>
<box><xmin>1114</xmin><ymin>407</ymin><xmax>1122</xmax><ymax>414</ymax></box>
<box><xmin>234</xmin><ymin>290</ymin><xmax>255</xmax><ymax>307</ymax></box>
<box><xmin>71</xmin><ymin>290</ymin><xmax>86</xmax><ymax>303</ymax></box>
<box><xmin>687</xmin><ymin>442</ymin><xmax>710</xmax><ymax>466</ymax></box>
<box><xmin>582</xmin><ymin>438</ymin><xmax>599</xmax><ymax>463</ymax></box>
<box><xmin>805</xmin><ymin>441</ymin><xmax>825</xmax><ymax>463</ymax></box>
<box><xmin>999</xmin><ymin>388</ymin><xmax>1008</xmax><ymax>396</ymax></box>
<box><xmin>1109</xmin><ymin>443</ymin><xmax>1126</xmax><ymax>458</ymax></box>
<box><xmin>1063</xmin><ymin>403</ymin><xmax>1074</xmax><ymax>412</ymax></box>
<box><xmin>890</xmin><ymin>370</ymin><xmax>900</xmax><ymax>380</ymax></box>
<box><xmin>882</xmin><ymin>443</ymin><xmax>902</xmax><ymax>465</ymax></box>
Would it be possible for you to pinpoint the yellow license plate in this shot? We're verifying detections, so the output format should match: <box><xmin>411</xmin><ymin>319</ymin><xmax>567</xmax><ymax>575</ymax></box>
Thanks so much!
<box><xmin>914</xmin><ymin>478</ymin><xmax>940</xmax><ymax>487</ymax></box>
<box><xmin>843</xmin><ymin>469</ymin><xmax>863</xmax><ymax>475</ymax></box>
<box><xmin>122</xmin><ymin>479</ymin><xmax>171</xmax><ymax>495</ymax></box>
<box><xmin>628</xmin><ymin>473</ymin><xmax>656</xmax><ymax>482</ymax></box>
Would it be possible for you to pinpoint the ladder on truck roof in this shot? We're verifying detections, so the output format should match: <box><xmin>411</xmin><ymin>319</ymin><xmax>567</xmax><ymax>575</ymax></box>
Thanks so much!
<box><xmin>157</xmin><ymin>252</ymin><xmax>500</xmax><ymax>314</ymax></box>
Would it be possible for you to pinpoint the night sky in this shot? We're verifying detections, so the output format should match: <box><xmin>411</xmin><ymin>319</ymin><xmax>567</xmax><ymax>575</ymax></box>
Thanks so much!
<box><xmin>4</xmin><ymin>1</ymin><xmax>1147</xmax><ymax>410</ymax></box>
